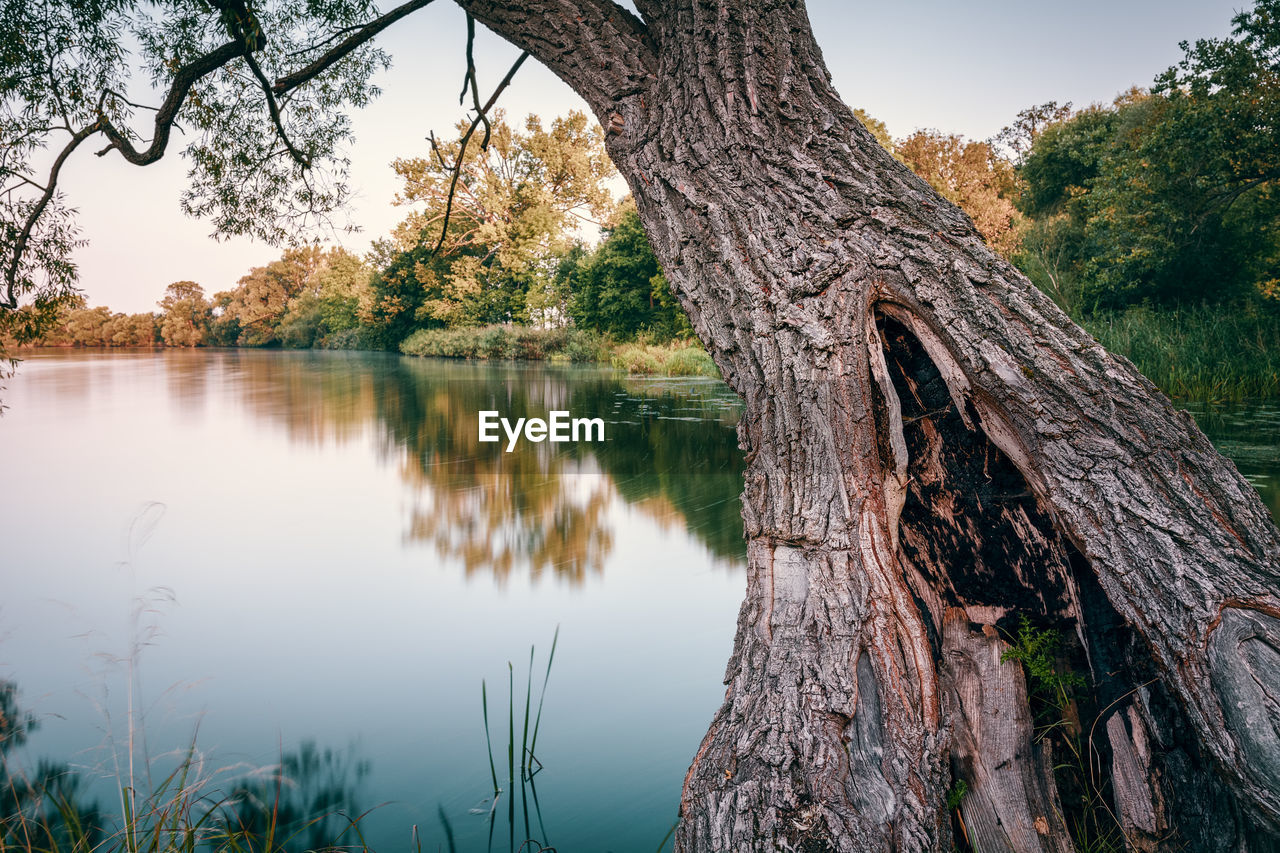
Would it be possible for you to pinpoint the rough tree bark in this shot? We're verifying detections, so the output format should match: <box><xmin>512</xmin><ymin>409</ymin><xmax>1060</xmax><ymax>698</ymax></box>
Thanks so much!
<box><xmin>457</xmin><ymin>1</ymin><xmax>1280</xmax><ymax>849</ymax></box>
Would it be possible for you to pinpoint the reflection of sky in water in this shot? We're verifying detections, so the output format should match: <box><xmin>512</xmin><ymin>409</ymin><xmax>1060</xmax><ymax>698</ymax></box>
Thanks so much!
<box><xmin>0</xmin><ymin>350</ymin><xmax>746</xmax><ymax>852</ymax></box>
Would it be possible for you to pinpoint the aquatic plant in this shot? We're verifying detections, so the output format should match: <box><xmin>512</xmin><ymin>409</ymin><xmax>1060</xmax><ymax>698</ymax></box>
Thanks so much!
<box><xmin>474</xmin><ymin>627</ymin><xmax>559</xmax><ymax>853</ymax></box>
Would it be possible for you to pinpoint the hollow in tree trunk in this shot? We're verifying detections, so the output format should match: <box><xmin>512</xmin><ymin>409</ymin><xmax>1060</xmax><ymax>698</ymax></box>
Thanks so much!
<box><xmin>459</xmin><ymin>1</ymin><xmax>1280</xmax><ymax>849</ymax></box>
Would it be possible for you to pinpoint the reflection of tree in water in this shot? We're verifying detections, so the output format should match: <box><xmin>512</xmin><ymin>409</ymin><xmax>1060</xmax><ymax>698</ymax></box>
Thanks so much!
<box><xmin>606</xmin><ymin>377</ymin><xmax>746</xmax><ymax>562</ymax></box>
<box><xmin>402</xmin><ymin>457</ymin><xmax>615</xmax><ymax>585</ymax></box>
<box><xmin>221</xmin><ymin>351</ymin><xmax>746</xmax><ymax>583</ymax></box>
<box><xmin>1</xmin><ymin>680</ymin><xmax>104</xmax><ymax>850</ymax></box>
<box><xmin>220</xmin><ymin>740</ymin><xmax>370</xmax><ymax>853</ymax></box>
<box><xmin>1</xmin><ymin>679</ymin><xmax>370</xmax><ymax>853</ymax></box>
<box><xmin>220</xmin><ymin>349</ymin><xmax>392</xmax><ymax>447</ymax></box>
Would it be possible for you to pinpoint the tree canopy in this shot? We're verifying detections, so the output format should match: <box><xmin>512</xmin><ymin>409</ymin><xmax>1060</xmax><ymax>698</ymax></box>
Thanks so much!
<box><xmin>1015</xmin><ymin>3</ymin><xmax>1280</xmax><ymax>310</ymax></box>
<box><xmin>364</xmin><ymin>109</ymin><xmax>616</xmax><ymax>341</ymax></box>
<box><xmin>0</xmin><ymin>0</ymin><xmax>411</xmax><ymax>356</ymax></box>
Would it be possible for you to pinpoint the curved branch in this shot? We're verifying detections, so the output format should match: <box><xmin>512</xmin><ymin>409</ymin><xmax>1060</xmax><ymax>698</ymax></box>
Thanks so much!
<box><xmin>7</xmin><ymin>0</ymin><xmax>441</xmax><ymax>319</ymax></box>
<box><xmin>243</xmin><ymin>50</ymin><xmax>311</xmax><ymax>168</ymax></box>
<box><xmin>96</xmin><ymin>39</ymin><xmax>247</xmax><ymax>165</ymax></box>
<box><xmin>4</xmin><ymin>121</ymin><xmax>100</xmax><ymax>307</ymax></box>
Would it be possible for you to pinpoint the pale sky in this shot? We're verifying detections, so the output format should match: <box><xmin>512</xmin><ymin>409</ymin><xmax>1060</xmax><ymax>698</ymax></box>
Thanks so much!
<box><xmin>65</xmin><ymin>0</ymin><xmax>1246</xmax><ymax>314</ymax></box>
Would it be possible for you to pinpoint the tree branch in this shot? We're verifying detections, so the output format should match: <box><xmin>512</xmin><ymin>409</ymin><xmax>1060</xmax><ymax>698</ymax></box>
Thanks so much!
<box><xmin>459</xmin><ymin>14</ymin><xmax>493</xmax><ymax>150</ymax></box>
<box><xmin>272</xmin><ymin>0</ymin><xmax>437</xmax><ymax>95</ymax></box>
<box><xmin>96</xmin><ymin>39</ymin><xmax>248</xmax><ymax>165</ymax></box>
<box><xmin>104</xmin><ymin>89</ymin><xmax>161</xmax><ymax>113</ymax></box>
<box><xmin>455</xmin><ymin>0</ymin><xmax>657</xmax><ymax>117</ymax></box>
<box><xmin>243</xmin><ymin>50</ymin><xmax>311</xmax><ymax>168</ymax></box>
<box><xmin>6</xmin><ymin>0</ymin><xmax>443</xmax><ymax>318</ymax></box>
<box><xmin>459</xmin><ymin>13</ymin><xmax>477</xmax><ymax>107</ymax></box>
<box><xmin>4</xmin><ymin>121</ymin><xmax>101</xmax><ymax>308</ymax></box>
<box><xmin>431</xmin><ymin>50</ymin><xmax>529</xmax><ymax>253</ymax></box>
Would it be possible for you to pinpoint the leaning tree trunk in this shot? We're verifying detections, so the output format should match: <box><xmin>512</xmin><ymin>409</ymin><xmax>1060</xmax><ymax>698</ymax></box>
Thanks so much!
<box><xmin>460</xmin><ymin>1</ymin><xmax>1280</xmax><ymax>849</ymax></box>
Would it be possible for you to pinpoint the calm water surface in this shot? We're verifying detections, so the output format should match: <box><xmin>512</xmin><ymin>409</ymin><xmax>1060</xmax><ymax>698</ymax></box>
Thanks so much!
<box><xmin>1</xmin><ymin>349</ymin><xmax>746</xmax><ymax>851</ymax></box>
<box><xmin>3</xmin><ymin>350</ymin><xmax>1277</xmax><ymax>851</ymax></box>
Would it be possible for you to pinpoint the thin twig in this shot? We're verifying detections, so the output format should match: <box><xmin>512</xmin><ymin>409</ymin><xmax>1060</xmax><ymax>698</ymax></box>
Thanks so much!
<box><xmin>104</xmin><ymin>89</ymin><xmax>161</xmax><ymax>113</ymax></box>
<box><xmin>459</xmin><ymin>14</ymin><xmax>493</xmax><ymax>149</ymax></box>
<box><xmin>287</xmin><ymin>21</ymin><xmax>367</xmax><ymax>57</ymax></box>
<box><xmin>432</xmin><ymin>51</ymin><xmax>529</xmax><ymax>254</ymax></box>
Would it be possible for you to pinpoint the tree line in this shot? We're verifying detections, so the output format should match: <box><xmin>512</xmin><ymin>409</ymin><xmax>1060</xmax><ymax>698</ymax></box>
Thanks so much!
<box><xmin>14</xmin><ymin>111</ymin><xmax>689</xmax><ymax>351</ymax></box>
<box><xmin>16</xmin><ymin>7</ymin><xmax>1279</xmax><ymax>362</ymax></box>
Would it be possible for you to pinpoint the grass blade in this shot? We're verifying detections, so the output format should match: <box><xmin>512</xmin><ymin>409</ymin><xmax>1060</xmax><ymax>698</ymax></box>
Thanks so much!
<box><xmin>528</xmin><ymin>625</ymin><xmax>559</xmax><ymax>762</ymax></box>
<box><xmin>482</xmin><ymin>681</ymin><xmax>499</xmax><ymax>796</ymax></box>
<box><xmin>507</xmin><ymin>663</ymin><xmax>515</xmax><ymax>788</ymax></box>
<box><xmin>520</xmin><ymin>647</ymin><xmax>533</xmax><ymax>775</ymax></box>
<box><xmin>655</xmin><ymin>817</ymin><xmax>678</xmax><ymax>852</ymax></box>
<box><xmin>436</xmin><ymin>805</ymin><xmax>457</xmax><ymax>853</ymax></box>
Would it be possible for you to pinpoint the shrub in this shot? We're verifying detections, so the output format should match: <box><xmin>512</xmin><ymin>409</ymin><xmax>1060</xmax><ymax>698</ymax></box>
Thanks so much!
<box><xmin>399</xmin><ymin>325</ymin><xmax>720</xmax><ymax>379</ymax></box>
<box><xmin>316</xmin><ymin>328</ymin><xmax>370</xmax><ymax>350</ymax></box>
<box><xmin>563</xmin><ymin>331</ymin><xmax>605</xmax><ymax>363</ymax></box>
<box><xmin>663</xmin><ymin>346</ymin><xmax>717</xmax><ymax>377</ymax></box>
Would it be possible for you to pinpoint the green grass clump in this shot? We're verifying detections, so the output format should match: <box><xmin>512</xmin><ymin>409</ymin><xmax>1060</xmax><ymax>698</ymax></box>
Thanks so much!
<box><xmin>399</xmin><ymin>325</ymin><xmax>606</xmax><ymax>363</ymax></box>
<box><xmin>400</xmin><ymin>325</ymin><xmax>720</xmax><ymax>377</ymax></box>
<box><xmin>945</xmin><ymin>778</ymin><xmax>968</xmax><ymax>812</ymax></box>
<box><xmin>473</xmin><ymin>628</ymin><xmax>559</xmax><ymax>853</ymax></box>
<box><xmin>610</xmin><ymin>344</ymin><xmax>661</xmax><ymax>375</ymax></box>
<box><xmin>610</xmin><ymin>342</ymin><xmax>719</xmax><ymax>377</ymax></box>
<box><xmin>1</xmin><ymin>743</ymin><xmax>372</xmax><ymax>853</ymax></box>
<box><xmin>2</xmin><ymin>679</ymin><xmax>373</xmax><ymax>853</ymax></box>
<box><xmin>1080</xmin><ymin>304</ymin><xmax>1280</xmax><ymax>402</ymax></box>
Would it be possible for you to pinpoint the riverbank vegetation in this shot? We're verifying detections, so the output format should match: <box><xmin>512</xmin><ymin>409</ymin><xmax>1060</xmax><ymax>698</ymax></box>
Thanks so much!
<box><xmin>8</xmin><ymin>4</ymin><xmax>1278</xmax><ymax>398</ymax></box>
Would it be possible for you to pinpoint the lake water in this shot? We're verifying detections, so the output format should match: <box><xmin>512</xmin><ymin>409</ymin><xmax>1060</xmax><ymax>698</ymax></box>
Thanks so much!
<box><xmin>2</xmin><ymin>350</ymin><xmax>1277</xmax><ymax>851</ymax></box>
<box><xmin>0</xmin><ymin>349</ymin><xmax>745</xmax><ymax>852</ymax></box>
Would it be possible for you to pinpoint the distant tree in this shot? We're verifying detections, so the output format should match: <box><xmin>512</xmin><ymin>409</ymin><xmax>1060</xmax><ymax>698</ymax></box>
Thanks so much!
<box><xmin>64</xmin><ymin>306</ymin><xmax>113</xmax><ymax>346</ymax></box>
<box><xmin>158</xmin><ymin>280</ymin><xmax>211</xmax><ymax>347</ymax></box>
<box><xmin>1083</xmin><ymin>5</ymin><xmax>1280</xmax><ymax>307</ymax></box>
<box><xmin>853</xmin><ymin>109</ymin><xmax>895</xmax><ymax>154</ymax></box>
<box><xmin>207</xmin><ymin>292</ymin><xmax>243</xmax><ymax>348</ymax></box>
<box><xmin>370</xmin><ymin>111</ymin><xmax>616</xmax><ymax>339</ymax></box>
<box><xmin>104</xmin><ymin>312</ymin><xmax>158</xmax><ymax>346</ymax></box>
<box><xmin>1017</xmin><ymin>40</ymin><xmax>1280</xmax><ymax>311</ymax></box>
<box><xmin>1013</xmin><ymin>103</ymin><xmax>1118</xmax><ymax>310</ymax></box>
<box><xmin>897</xmin><ymin>130</ymin><xmax>1023</xmax><ymax>257</ymax></box>
<box><xmin>361</xmin><ymin>240</ymin><xmax>452</xmax><ymax>349</ymax></box>
<box><xmin>996</xmin><ymin>101</ymin><xmax>1075</xmax><ymax>163</ymax></box>
<box><xmin>313</xmin><ymin>249</ymin><xmax>372</xmax><ymax>337</ymax></box>
<box><xmin>216</xmin><ymin>247</ymin><xmax>326</xmax><ymax>346</ymax></box>
<box><xmin>527</xmin><ymin>245</ymin><xmax>586</xmax><ymax>328</ymax></box>
<box><xmin>277</xmin><ymin>291</ymin><xmax>324</xmax><ymax>348</ymax></box>
<box><xmin>570</xmin><ymin>204</ymin><xmax>691</xmax><ymax>340</ymax></box>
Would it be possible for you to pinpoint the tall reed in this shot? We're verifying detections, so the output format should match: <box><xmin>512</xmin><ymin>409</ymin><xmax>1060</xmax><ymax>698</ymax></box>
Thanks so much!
<box><xmin>475</xmin><ymin>627</ymin><xmax>560</xmax><ymax>853</ymax></box>
<box><xmin>1081</xmin><ymin>304</ymin><xmax>1280</xmax><ymax>402</ymax></box>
